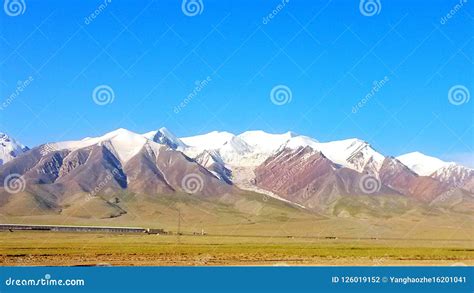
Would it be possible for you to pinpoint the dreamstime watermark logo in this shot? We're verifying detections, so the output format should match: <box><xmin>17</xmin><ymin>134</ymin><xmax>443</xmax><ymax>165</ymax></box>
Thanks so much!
<box><xmin>270</xmin><ymin>85</ymin><xmax>292</xmax><ymax>106</ymax></box>
<box><xmin>440</xmin><ymin>0</ymin><xmax>468</xmax><ymax>25</ymax></box>
<box><xmin>92</xmin><ymin>85</ymin><xmax>115</xmax><ymax>106</ymax></box>
<box><xmin>0</xmin><ymin>76</ymin><xmax>34</xmax><ymax>111</ymax></box>
<box><xmin>84</xmin><ymin>0</ymin><xmax>112</xmax><ymax>25</ymax></box>
<box><xmin>174</xmin><ymin>76</ymin><xmax>212</xmax><ymax>114</ymax></box>
<box><xmin>262</xmin><ymin>0</ymin><xmax>290</xmax><ymax>25</ymax></box>
<box><xmin>429</xmin><ymin>182</ymin><xmax>464</xmax><ymax>206</ymax></box>
<box><xmin>359</xmin><ymin>174</ymin><xmax>381</xmax><ymax>194</ymax></box>
<box><xmin>181</xmin><ymin>173</ymin><xmax>204</xmax><ymax>194</ymax></box>
<box><xmin>4</xmin><ymin>0</ymin><xmax>26</xmax><ymax>16</ymax></box>
<box><xmin>87</xmin><ymin>168</ymin><xmax>121</xmax><ymax>200</ymax></box>
<box><xmin>3</xmin><ymin>173</ymin><xmax>26</xmax><ymax>194</ymax></box>
<box><xmin>5</xmin><ymin>274</ymin><xmax>85</xmax><ymax>287</ymax></box>
<box><xmin>448</xmin><ymin>85</ymin><xmax>470</xmax><ymax>106</ymax></box>
<box><xmin>181</xmin><ymin>0</ymin><xmax>203</xmax><ymax>17</ymax></box>
<box><xmin>352</xmin><ymin>76</ymin><xmax>389</xmax><ymax>114</ymax></box>
<box><xmin>359</xmin><ymin>0</ymin><xmax>381</xmax><ymax>16</ymax></box>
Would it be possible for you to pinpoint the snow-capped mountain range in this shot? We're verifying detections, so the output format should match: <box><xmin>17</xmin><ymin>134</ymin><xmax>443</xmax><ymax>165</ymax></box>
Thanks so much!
<box><xmin>1</xmin><ymin>128</ymin><xmax>473</xmax><ymax>185</ymax></box>
<box><xmin>141</xmin><ymin>127</ymin><xmax>472</xmax><ymax>185</ymax></box>
<box><xmin>0</xmin><ymin>132</ymin><xmax>29</xmax><ymax>165</ymax></box>
<box><xmin>0</xmin><ymin>127</ymin><xmax>473</xmax><ymax>213</ymax></box>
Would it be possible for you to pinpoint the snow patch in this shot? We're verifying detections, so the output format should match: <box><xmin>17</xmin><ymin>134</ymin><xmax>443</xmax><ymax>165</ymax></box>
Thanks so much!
<box><xmin>397</xmin><ymin>152</ymin><xmax>452</xmax><ymax>176</ymax></box>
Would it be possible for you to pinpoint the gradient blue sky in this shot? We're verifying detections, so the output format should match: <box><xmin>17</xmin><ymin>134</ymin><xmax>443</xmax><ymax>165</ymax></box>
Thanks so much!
<box><xmin>0</xmin><ymin>0</ymin><xmax>473</xmax><ymax>165</ymax></box>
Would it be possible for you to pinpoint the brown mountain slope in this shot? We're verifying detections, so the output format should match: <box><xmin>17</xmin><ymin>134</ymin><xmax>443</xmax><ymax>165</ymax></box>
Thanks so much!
<box><xmin>124</xmin><ymin>144</ymin><xmax>234</xmax><ymax>196</ymax></box>
<box><xmin>379</xmin><ymin>157</ymin><xmax>451</xmax><ymax>202</ymax></box>
<box><xmin>254</xmin><ymin>147</ymin><xmax>399</xmax><ymax>210</ymax></box>
<box><xmin>0</xmin><ymin>141</ymin><xmax>234</xmax><ymax>216</ymax></box>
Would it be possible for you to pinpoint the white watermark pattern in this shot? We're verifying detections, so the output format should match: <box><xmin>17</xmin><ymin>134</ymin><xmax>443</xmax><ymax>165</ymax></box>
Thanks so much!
<box><xmin>88</xmin><ymin>168</ymin><xmax>121</xmax><ymax>200</ymax></box>
<box><xmin>5</xmin><ymin>274</ymin><xmax>85</xmax><ymax>287</ymax></box>
<box><xmin>4</xmin><ymin>173</ymin><xmax>26</xmax><ymax>194</ymax></box>
<box><xmin>440</xmin><ymin>0</ymin><xmax>468</xmax><ymax>25</ymax></box>
<box><xmin>181</xmin><ymin>173</ymin><xmax>204</xmax><ymax>194</ymax></box>
<box><xmin>359</xmin><ymin>174</ymin><xmax>381</xmax><ymax>194</ymax></box>
<box><xmin>92</xmin><ymin>85</ymin><xmax>115</xmax><ymax>106</ymax></box>
<box><xmin>448</xmin><ymin>85</ymin><xmax>470</xmax><ymax>106</ymax></box>
<box><xmin>359</xmin><ymin>0</ymin><xmax>381</xmax><ymax>17</ymax></box>
<box><xmin>352</xmin><ymin>76</ymin><xmax>389</xmax><ymax>114</ymax></box>
<box><xmin>429</xmin><ymin>182</ymin><xmax>463</xmax><ymax>206</ymax></box>
<box><xmin>174</xmin><ymin>76</ymin><xmax>212</xmax><ymax>114</ymax></box>
<box><xmin>0</xmin><ymin>76</ymin><xmax>34</xmax><ymax>111</ymax></box>
<box><xmin>84</xmin><ymin>0</ymin><xmax>112</xmax><ymax>25</ymax></box>
<box><xmin>270</xmin><ymin>85</ymin><xmax>292</xmax><ymax>106</ymax></box>
<box><xmin>262</xmin><ymin>0</ymin><xmax>290</xmax><ymax>25</ymax></box>
<box><xmin>181</xmin><ymin>0</ymin><xmax>204</xmax><ymax>17</ymax></box>
<box><xmin>4</xmin><ymin>0</ymin><xmax>26</xmax><ymax>16</ymax></box>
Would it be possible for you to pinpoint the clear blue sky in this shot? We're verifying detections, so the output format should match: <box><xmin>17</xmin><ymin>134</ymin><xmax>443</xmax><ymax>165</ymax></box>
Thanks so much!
<box><xmin>0</xmin><ymin>0</ymin><xmax>473</xmax><ymax>166</ymax></box>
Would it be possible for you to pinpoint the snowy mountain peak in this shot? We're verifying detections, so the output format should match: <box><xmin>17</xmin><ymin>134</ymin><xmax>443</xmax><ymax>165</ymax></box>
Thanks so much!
<box><xmin>181</xmin><ymin>131</ymin><xmax>236</xmax><ymax>150</ymax></box>
<box><xmin>284</xmin><ymin>135</ymin><xmax>319</xmax><ymax>149</ymax></box>
<box><xmin>0</xmin><ymin>132</ymin><xmax>28</xmax><ymax>165</ymax></box>
<box><xmin>53</xmin><ymin>128</ymin><xmax>157</xmax><ymax>165</ymax></box>
<box><xmin>104</xmin><ymin>128</ymin><xmax>136</xmax><ymax>138</ymax></box>
<box><xmin>238</xmin><ymin>130</ymin><xmax>297</xmax><ymax>153</ymax></box>
<box><xmin>221</xmin><ymin>136</ymin><xmax>252</xmax><ymax>154</ymax></box>
<box><xmin>282</xmin><ymin>136</ymin><xmax>384</xmax><ymax>173</ymax></box>
<box><xmin>89</xmin><ymin>128</ymin><xmax>152</xmax><ymax>164</ymax></box>
<box><xmin>0</xmin><ymin>132</ymin><xmax>27</xmax><ymax>149</ymax></box>
<box><xmin>397</xmin><ymin>152</ymin><xmax>451</xmax><ymax>176</ymax></box>
<box><xmin>431</xmin><ymin>163</ymin><xmax>474</xmax><ymax>187</ymax></box>
<box><xmin>335</xmin><ymin>139</ymin><xmax>385</xmax><ymax>173</ymax></box>
<box><xmin>143</xmin><ymin>127</ymin><xmax>187</xmax><ymax>150</ymax></box>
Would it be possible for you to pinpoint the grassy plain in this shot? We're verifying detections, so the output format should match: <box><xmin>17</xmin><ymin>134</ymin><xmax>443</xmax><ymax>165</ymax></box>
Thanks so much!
<box><xmin>1</xmin><ymin>230</ymin><xmax>472</xmax><ymax>266</ymax></box>
<box><xmin>1</xmin><ymin>192</ymin><xmax>473</xmax><ymax>266</ymax></box>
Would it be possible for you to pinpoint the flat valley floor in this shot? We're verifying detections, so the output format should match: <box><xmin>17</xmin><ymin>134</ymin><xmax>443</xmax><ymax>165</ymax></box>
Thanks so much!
<box><xmin>1</xmin><ymin>192</ymin><xmax>473</xmax><ymax>266</ymax></box>
<box><xmin>1</xmin><ymin>232</ymin><xmax>473</xmax><ymax>266</ymax></box>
